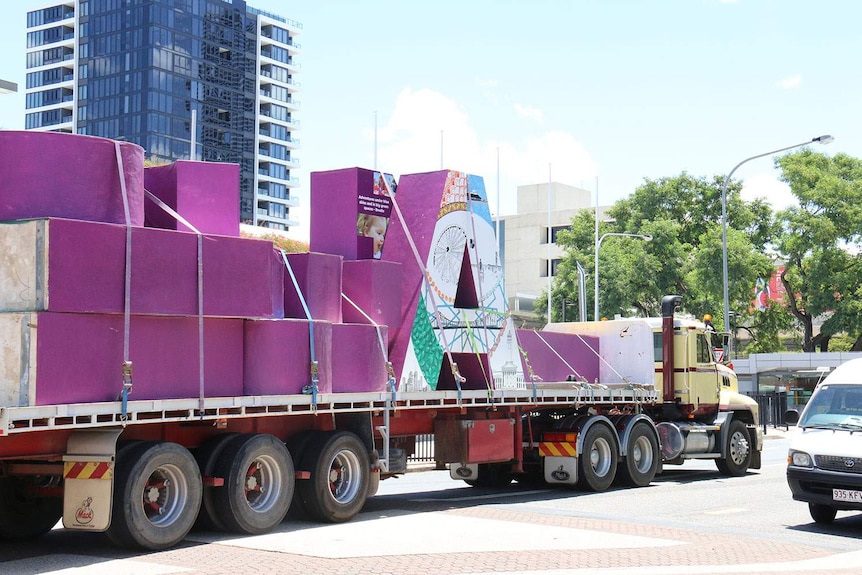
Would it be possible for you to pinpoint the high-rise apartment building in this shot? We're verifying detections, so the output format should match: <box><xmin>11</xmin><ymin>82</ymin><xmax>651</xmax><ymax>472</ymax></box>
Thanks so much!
<box><xmin>24</xmin><ymin>0</ymin><xmax>301</xmax><ymax>230</ymax></box>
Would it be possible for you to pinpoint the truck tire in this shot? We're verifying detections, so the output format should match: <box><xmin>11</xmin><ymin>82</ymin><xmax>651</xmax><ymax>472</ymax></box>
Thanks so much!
<box><xmin>616</xmin><ymin>422</ymin><xmax>659</xmax><ymax>487</ymax></box>
<box><xmin>296</xmin><ymin>431</ymin><xmax>369</xmax><ymax>523</ymax></box>
<box><xmin>809</xmin><ymin>503</ymin><xmax>837</xmax><ymax>524</ymax></box>
<box><xmin>212</xmin><ymin>434</ymin><xmax>294</xmax><ymax>534</ymax></box>
<box><xmin>107</xmin><ymin>442</ymin><xmax>202</xmax><ymax>550</ymax></box>
<box><xmin>578</xmin><ymin>424</ymin><xmax>618</xmax><ymax>491</ymax></box>
<box><xmin>193</xmin><ymin>433</ymin><xmax>239</xmax><ymax>531</ymax></box>
<box><xmin>0</xmin><ymin>476</ymin><xmax>62</xmax><ymax>541</ymax></box>
<box><xmin>715</xmin><ymin>420</ymin><xmax>751</xmax><ymax>477</ymax></box>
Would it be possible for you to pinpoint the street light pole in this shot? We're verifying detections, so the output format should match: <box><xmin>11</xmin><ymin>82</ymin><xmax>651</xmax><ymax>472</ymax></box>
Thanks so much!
<box><xmin>721</xmin><ymin>135</ymin><xmax>834</xmax><ymax>353</ymax></box>
<box><xmin>594</xmin><ymin>232</ymin><xmax>652</xmax><ymax>320</ymax></box>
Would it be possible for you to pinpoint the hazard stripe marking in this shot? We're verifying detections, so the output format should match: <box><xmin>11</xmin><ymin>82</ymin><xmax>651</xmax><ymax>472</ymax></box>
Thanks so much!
<box><xmin>64</xmin><ymin>461</ymin><xmax>114</xmax><ymax>480</ymax></box>
<box><xmin>539</xmin><ymin>442</ymin><xmax>577</xmax><ymax>457</ymax></box>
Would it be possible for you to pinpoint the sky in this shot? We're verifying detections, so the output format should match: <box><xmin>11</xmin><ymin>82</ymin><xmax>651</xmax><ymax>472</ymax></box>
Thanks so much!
<box><xmin>1</xmin><ymin>0</ymin><xmax>860</xmax><ymax>242</ymax></box>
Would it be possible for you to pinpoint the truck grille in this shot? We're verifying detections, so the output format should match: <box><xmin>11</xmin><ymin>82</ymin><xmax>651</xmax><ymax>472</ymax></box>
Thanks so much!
<box><xmin>816</xmin><ymin>455</ymin><xmax>862</xmax><ymax>474</ymax></box>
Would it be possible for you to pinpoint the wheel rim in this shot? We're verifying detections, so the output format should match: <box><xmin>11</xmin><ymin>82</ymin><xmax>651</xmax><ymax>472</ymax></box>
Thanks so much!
<box><xmin>631</xmin><ymin>435</ymin><xmax>654</xmax><ymax>473</ymax></box>
<box><xmin>728</xmin><ymin>431</ymin><xmax>750</xmax><ymax>465</ymax></box>
<box><xmin>141</xmin><ymin>463</ymin><xmax>188</xmax><ymax>527</ymax></box>
<box><xmin>590</xmin><ymin>437</ymin><xmax>613</xmax><ymax>477</ymax></box>
<box><xmin>244</xmin><ymin>454</ymin><xmax>283</xmax><ymax>513</ymax></box>
<box><xmin>327</xmin><ymin>449</ymin><xmax>362</xmax><ymax>504</ymax></box>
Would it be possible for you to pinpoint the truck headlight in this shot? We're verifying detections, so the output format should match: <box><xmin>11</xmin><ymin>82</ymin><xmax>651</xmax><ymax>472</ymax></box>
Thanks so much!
<box><xmin>788</xmin><ymin>450</ymin><xmax>813</xmax><ymax>467</ymax></box>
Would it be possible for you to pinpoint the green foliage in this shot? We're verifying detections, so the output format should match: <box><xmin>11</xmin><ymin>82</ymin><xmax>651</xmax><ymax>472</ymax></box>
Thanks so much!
<box><xmin>536</xmin><ymin>151</ymin><xmax>862</xmax><ymax>356</ymax></box>
<box><xmin>243</xmin><ymin>231</ymin><xmax>309</xmax><ymax>253</ymax></box>
<box><xmin>774</xmin><ymin>150</ymin><xmax>862</xmax><ymax>351</ymax></box>
<box><xmin>743</xmin><ymin>300</ymin><xmax>794</xmax><ymax>354</ymax></box>
<box><xmin>540</xmin><ymin>172</ymin><xmax>772</xmax><ymax>330</ymax></box>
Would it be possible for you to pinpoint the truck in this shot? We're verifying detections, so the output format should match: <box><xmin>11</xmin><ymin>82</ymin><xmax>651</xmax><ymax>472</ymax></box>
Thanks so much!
<box><xmin>0</xmin><ymin>130</ymin><xmax>762</xmax><ymax>551</ymax></box>
<box><xmin>786</xmin><ymin>357</ymin><xmax>862</xmax><ymax>523</ymax></box>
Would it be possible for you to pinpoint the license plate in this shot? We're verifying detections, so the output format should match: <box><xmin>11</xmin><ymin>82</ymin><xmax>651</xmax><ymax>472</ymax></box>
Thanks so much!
<box><xmin>833</xmin><ymin>489</ymin><xmax>862</xmax><ymax>503</ymax></box>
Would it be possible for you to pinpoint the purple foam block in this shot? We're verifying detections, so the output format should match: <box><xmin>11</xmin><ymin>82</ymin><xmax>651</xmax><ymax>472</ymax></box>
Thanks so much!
<box><xmin>203</xmin><ymin>234</ymin><xmax>285</xmax><ymax>318</ymax></box>
<box><xmin>515</xmin><ymin>330</ymin><xmax>600</xmax><ymax>384</ymax></box>
<box><xmin>310</xmin><ymin>167</ymin><xmax>396</xmax><ymax>261</ymax></box>
<box><xmin>0</xmin><ymin>131</ymin><xmax>145</xmax><ymax>226</ymax></box>
<box><xmin>243</xmin><ymin>319</ymin><xmax>333</xmax><ymax>395</ymax></box>
<box><xmin>32</xmin><ymin>313</ymin><xmax>243</xmax><ymax>406</ymax></box>
<box><xmin>341</xmin><ymin>260</ymin><xmax>402</xmax><ymax>328</ymax></box>
<box><xmin>145</xmin><ymin>161</ymin><xmax>240</xmax><ymax>237</ymax></box>
<box><xmin>330</xmin><ymin>324</ymin><xmax>389</xmax><ymax>393</ymax></box>
<box><xmin>283</xmin><ymin>252</ymin><xmax>343</xmax><ymax>323</ymax></box>
<box><xmin>0</xmin><ymin>218</ymin><xmax>283</xmax><ymax>318</ymax></box>
<box><xmin>310</xmin><ymin>168</ymin><xmax>374</xmax><ymax>260</ymax></box>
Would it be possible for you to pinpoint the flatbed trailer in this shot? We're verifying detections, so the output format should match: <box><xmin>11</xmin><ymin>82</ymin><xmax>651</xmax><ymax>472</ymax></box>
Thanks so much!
<box><xmin>0</xmin><ymin>131</ymin><xmax>760</xmax><ymax>551</ymax></box>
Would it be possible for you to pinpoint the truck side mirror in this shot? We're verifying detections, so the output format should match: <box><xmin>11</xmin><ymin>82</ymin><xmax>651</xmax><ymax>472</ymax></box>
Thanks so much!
<box><xmin>785</xmin><ymin>409</ymin><xmax>800</xmax><ymax>425</ymax></box>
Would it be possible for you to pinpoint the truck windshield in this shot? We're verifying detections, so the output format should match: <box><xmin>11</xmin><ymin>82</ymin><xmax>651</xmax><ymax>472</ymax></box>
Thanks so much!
<box><xmin>798</xmin><ymin>384</ymin><xmax>862</xmax><ymax>429</ymax></box>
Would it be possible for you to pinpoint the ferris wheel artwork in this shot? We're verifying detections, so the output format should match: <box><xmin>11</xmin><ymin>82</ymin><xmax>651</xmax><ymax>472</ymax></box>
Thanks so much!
<box><xmin>399</xmin><ymin>170</ymin><xmax>514</xmax><ymax>391</ymax></box>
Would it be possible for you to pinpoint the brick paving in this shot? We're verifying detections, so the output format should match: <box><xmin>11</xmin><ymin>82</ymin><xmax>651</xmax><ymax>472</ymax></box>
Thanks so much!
<box><xmin>133</xmin><ymin>506</ymin><xmax>835</xmax><ymax>575</ymax></box>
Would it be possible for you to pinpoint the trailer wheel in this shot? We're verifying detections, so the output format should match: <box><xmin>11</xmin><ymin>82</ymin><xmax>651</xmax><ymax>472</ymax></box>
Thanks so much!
<box><xmin>464</xmin><ymin>463</ymin><xmax>513</xmax><ymax>488</ymax></box>
<box><xmin>715</xmin><ymin>420</ymin><xmax>751</xmax><ymax>477</ymax></box>
<box><xmin>0</xmin><ymin>476</ymin><xmax>62</xmax><ymax>541</ymax></box>
<box><xmin>212</xmin><ymin>434</ymin><xmax>294</xmax><ymax>534</ymax></box>
<box><xmin>107</xmin><ymin>442</ymin><xmax>202</xmax><ymax>550</ymax></box>
<box><xmin>193</xmin><ymin>433</ymin><xmax>239</xmax><ymax>531</ymax></box>
<box><xmin>578</xmin><ymin>424</ymin><xmax>618</xmax><ymax>491</ymax></box>
<box><xmin>809</xmin><ymin>503</ymin><xmax>837</xmax><ymax>524</ymax></box>
<box><xmin>297</xmin><ymin>431</ymin><xmax>369</xmax><ymax>523</ymax></box>
<box><xmin>616</xmin><ymin>422</ymin><xmax>659</xmax><ymax>487</ymax></box>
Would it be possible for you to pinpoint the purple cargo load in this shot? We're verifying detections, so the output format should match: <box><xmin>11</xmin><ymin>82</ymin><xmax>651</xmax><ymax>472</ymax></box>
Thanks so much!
<box><xmin>5</xmin><ymin>312</ymin><xmax>243</xmax><ymax>406</ymax></box>
<box><xmin>331</xmin><ymin>324</ymin><xmax>389</xmax><ymax>393</ymax></box>
<box><xmin>516</xmin><ymin>329</ymin><xmax>600</xmax><ymax>384</ymax></box>
<box><xmin>341</xmin><ymin>260</ymin><xmax>402</xmax><ymax>328</ymax></box>
<box><xmin>283</xmin><ymin>252</ymin><xmax>343</xmax><ymax>323</ymax></box>
<box><xmin>0</xmin><ymin>218</ymin><xmax>283</xmax><ymax>318</ymax></box>
<box><xmin>145</xmin><ymin>161</ymin><xmax>240</xmax><ymax>237</ymax></box>
<box><xmin>0</xmin><ymin>131</ymin><xmax>145</xmax><ymax>226</ymax></box>
<box><xmin>310</xmin><ymin>167</ymin><xmax>374</xmax><ymax>260</ymax></box>
<box><xmin>243</xmin><ymin>319</ymin><xmax>333</xmax><ymax>395</ymax></box>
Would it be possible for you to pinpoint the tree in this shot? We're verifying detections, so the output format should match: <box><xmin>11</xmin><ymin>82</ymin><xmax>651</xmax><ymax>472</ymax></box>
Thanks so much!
<box><xmin>774</xmin><ymin>150</ymin><xmax>862</xmax><ymax>351</ymax></box>
<box><xmin>538</xmin><ymin>173</ymin><xmax>774</xmax><ymax>330</ymax></box>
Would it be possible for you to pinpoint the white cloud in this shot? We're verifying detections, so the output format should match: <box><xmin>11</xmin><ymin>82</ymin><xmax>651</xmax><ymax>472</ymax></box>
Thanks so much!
<box><xmin>373</xmin><ymin>88</ymin><xmax>597</xmax><ymax>217</ymax></box>
<box><xmin>779</xmin><ymin>74</ymin><xmax>802</xmax><ymax>90</ymax></box>
<box><xmin>514</xmin><ymin>103</ymin><xmax>543</xmax><ymax>123</ymax></box>
<box><xmin>741</xmin><ymin>172</ymin><xmax>796</xmax><ymax>210</ymax></box>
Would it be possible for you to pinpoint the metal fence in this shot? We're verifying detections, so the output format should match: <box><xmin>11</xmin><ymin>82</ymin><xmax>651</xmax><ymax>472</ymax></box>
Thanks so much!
<box><xmin>408</xmin><ymin>434</ymin><xmax>435</xmax><ymax>464</ymax></box>
<box><xmin>747</xmin><ymin>392</ymin><xmax>789</xmax><ymax>434</ymax></box>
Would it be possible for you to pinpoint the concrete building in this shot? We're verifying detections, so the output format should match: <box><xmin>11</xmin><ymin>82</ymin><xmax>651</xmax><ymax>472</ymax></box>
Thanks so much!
<box><xmin>24</xmin><ymin>0</ymin><xmax>301</xmax><ymax>231</ymax></box>
<box><xmin>0</xmin><ymin>79</ymin><xmax>17</xmax><ymax>94</ymax></box>
<box><xmin>500</xmin><ymin>182</ymin><xmax>607</xmax><ymax>323</ymax></box>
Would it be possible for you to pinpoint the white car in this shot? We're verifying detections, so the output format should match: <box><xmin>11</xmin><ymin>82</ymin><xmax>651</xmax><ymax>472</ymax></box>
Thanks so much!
<box><xmin>786</xmin><ymin>357</ymin><xmax>862</xmax><ymax>523</ymax></box>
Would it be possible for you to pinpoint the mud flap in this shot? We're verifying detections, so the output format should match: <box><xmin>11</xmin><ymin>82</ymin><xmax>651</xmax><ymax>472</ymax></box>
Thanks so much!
<box><xmin>544</xmin><ymin>455</ymin><xmax>578</xmax><ymax>486</ymax></box>
<box><xmin>450</xmin><ymin>463</ymin><xmax>478</xmax><ymax>481</ymax></box>
<box><xmin>62</xmin><ymin>428</ymin><xmax>123</xmax><ymax>532</ymax></box>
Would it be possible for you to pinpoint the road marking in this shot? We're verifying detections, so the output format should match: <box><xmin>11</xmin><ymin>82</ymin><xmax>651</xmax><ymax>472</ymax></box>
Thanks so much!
<box><xmin>409</xmin><ymin>488</ymin><xmax>551</xmax><ymax>502</ymax></box>
<box><xmin>703</xmin><ymin>507</ymin><xmax>748</xmax><ymax>515</ymax></box>
<box><xmin>0</xmin><ymin>555</ymin><xmax>192</xmax><ymax>575</ymax></box>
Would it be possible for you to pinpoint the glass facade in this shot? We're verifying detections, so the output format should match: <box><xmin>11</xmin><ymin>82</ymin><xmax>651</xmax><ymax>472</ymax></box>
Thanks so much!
<box><xmin>24</xmin><ymin>0</ymin><xmax>301</xmax><ymax>231</ymax></box>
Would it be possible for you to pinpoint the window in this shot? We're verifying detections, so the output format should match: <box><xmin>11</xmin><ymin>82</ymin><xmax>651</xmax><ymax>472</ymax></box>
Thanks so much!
<box><xmin>696</xmin><ymin>334</ymin><xmax>712</xmax><ymax>364</ymax></box>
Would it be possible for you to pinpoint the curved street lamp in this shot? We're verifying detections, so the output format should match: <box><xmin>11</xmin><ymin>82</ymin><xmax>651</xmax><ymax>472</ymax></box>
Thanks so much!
<box><xmin>594</xmin><ymin>232</ymin><xmax>652</xmax><ymax>320</ymax></box>
<box><xmin>721</xmin><ymin>135</ymin><xmax>834</xmax><ymax>356</ymax></box>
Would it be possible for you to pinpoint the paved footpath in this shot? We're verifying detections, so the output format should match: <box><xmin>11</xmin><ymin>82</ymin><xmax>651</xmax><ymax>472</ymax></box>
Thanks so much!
<box><xmin>1</xmin><ymin>503</ymin><xmax>858</xmax><ymax>575</ymax></box>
